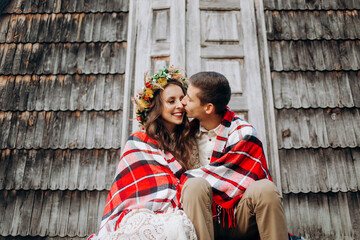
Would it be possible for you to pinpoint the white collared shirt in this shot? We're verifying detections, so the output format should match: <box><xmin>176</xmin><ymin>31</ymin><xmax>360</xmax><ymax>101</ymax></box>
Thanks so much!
<box><xmin>196</xmin><ymin>123</ymin><xmax>221</xmax><ymax>166</ymax></box>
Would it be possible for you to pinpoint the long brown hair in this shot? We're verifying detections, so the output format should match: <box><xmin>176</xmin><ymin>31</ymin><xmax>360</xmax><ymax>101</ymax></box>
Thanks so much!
<box><xmin>145</xmin><ymin>80</ymin><xmax>194</xmax><ymax>170</ymax></box>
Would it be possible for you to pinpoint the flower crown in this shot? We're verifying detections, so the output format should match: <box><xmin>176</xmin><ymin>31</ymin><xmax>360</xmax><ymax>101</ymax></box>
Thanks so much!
<box><xmin>134</xmin><ymin>66</ymin><xmax>188</xmax><ymax>126</ymax></box>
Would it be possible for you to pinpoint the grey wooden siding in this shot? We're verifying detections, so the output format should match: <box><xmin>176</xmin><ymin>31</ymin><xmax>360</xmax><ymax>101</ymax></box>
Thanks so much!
<box><xmin>279</xmin><ymin>148</ymin><xmax>360</xmax><ymax>193</ymax></box>
<box><xmin>0</xmin><ymin>13</ymin><xmax>128</xmax><ymax>43</ymax></box>
<box><xmin>0</xmin><ymin>0</ymin><xmax>128</xmax><ymax>238</ymax></box>
<box><xmin>263</xmin><ymin>0</ymin><xmax>360</xmax><ymax>10</ymax></box>
<box><xmin>0</xmin><ymin>75</ymin><xmax>125</xmax><ymax>111</ymax></box>
<box><xmin>264</xmin><ymin>0</ymin><xmax>360</xmax><ymax>239</ymax></box>
<box><xmin>0</xmin><ymin>43</ymin><xmax>126</xmax><ymax>75</ymax></box>
<box><xmin>1</xmin><ymin>190</ymin><xmax>108</xmax><ymax>237</ymax></box>
<box><xmin>283</xmin><ymin>192</ymin><xmax>360</xmax><ymax>239</ymax></box>
<box><xmin>0</xmin><ymin>149</ymin><xmax>120</xmax><ymax>190</ymax></box>
<box><xmin>272</xmin><ymin>71</ymin><xmax>360</xmax><ymax>109</ymax></box>
<box><xmin>266</xmin><ymin>10</ymin><xmax>360</xmax><ymax>40</ymax></box>
<box><xmin>3</xmin><ymin>0</ymin><xmax>129</xmax><ymax>13</ymax></box>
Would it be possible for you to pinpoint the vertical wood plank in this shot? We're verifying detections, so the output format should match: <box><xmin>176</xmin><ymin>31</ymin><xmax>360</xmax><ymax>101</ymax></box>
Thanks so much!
<box><xmin>186</xmin><ymin>0</ymin><xmax>201</xmax><ymax>76</ymax></box>
<box><xmin>170</xmin><ymin>0</ymin><xmax>185</xmax><ymax>67</ymax></box>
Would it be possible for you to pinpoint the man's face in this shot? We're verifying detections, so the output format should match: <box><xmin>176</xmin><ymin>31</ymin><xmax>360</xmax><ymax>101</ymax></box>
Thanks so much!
<box><xmin>181</xmin><ymin>84</ymin><xmax>207</xmax><ymax>120</ymax></box>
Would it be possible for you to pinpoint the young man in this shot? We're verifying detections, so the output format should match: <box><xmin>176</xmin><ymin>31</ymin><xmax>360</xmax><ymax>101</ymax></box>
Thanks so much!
<box><xmin>180</xmin><ymin>71</ymin><xmax>289</xmax><ymax>240</ymax></box>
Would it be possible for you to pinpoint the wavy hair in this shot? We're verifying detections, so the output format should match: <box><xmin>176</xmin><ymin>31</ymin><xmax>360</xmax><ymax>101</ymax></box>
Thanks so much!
<box><xmin>145</xmin><ymin>80</ymin><xmax>194</xmax><ymax>170</ymax></box>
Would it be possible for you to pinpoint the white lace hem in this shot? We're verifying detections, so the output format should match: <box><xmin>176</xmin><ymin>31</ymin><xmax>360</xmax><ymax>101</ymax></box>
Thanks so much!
<box><xmin>94</xmin><ymin>208</ymin><xmax>197</xmax><ymax>240</ymax></box>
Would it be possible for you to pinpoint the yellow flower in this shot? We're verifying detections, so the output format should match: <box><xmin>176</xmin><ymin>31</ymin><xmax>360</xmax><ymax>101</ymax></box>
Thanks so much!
<box><xmin>145</xmin><ymin>88</ymin><xmax>154</xmax><ymax>99</ymax></box>
<box><xmin>157</xmin><ymin>77</ymin><xmax>167</xmax><ymax>87</ymax></box>
<box><xmin>140</xmin><ymin>99</ymin><xmax>149</xmax><ymax>109</ymax></box>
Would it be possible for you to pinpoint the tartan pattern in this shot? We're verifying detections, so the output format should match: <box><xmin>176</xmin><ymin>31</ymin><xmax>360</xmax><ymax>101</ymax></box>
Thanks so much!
<box><xmin>98</xmin><ymin>132</ymin><xmax>184</xmax><ymax>236</ymax></box>
<box><xmin>182</xmin><ymin>108</ymin><xmax>272</xmax><ymax>215</ymax></box>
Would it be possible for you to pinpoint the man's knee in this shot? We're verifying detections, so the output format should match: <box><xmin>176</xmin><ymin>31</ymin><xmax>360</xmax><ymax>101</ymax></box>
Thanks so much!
<box><xmin>245</xmin><ymin>179</ymin><xmax>281</xmax><ymax>204</ymax></box>
<box><xmin>182</xmin><ymin>178</ymin><xmax>212</xmax><ymax>202</ymax></box>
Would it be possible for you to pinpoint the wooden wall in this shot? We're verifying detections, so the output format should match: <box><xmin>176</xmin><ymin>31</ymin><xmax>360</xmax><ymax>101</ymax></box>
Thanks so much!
<box><xmin>1</xmin><ymin>0</ymin><xmax>360</xmax><ymax>239</ymax></box>
<box><xmin>263</xmin><ymin>0</ymin><xmax>360</xmax><ymax>239</ymax></box>
<box><xmin>0</xmin><ymin>0</ymin><xmax>128</xmax><ymax>239</ymax></box>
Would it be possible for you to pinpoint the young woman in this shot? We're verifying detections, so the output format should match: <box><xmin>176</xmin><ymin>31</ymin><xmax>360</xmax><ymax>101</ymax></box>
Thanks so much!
<box><xmin>90</xmin><ymin>67</ymin><xmax>198</xmax><ymax>240</ymax></box>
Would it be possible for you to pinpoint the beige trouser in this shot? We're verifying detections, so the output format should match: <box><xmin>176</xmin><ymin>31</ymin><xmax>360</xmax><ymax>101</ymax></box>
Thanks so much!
<box><xmin>181</xmin><ymin>178</ymin><xmax>288</xmax><ymax>240</ymax></box>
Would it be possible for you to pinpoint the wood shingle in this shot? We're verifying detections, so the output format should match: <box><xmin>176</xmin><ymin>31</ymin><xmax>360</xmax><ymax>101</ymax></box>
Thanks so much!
<box><xmin>0</xmin><ymin>13</ymin><xmax>128</xmax><ymax>43</ymax></box>
<box><xmin>0</xmin><ymin>0</ymin><xmax>128</xmax><ymax>238</ymax></box>
<box><xmin>264</xmin><ymin>0</ymin><xmax>360</xmax><ymax>239</ymax></box>
<box><xmin>1</xmin><ymin>0</ymin><xmax>359</xmax><ymax>239</ymax></box>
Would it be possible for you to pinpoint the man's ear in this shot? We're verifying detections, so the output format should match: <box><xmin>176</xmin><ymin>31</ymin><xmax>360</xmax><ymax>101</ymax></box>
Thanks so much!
<box><xmin>204</xmin><ymin>103</ymin><xmax>215</xmax><ymax>115</ymax></box>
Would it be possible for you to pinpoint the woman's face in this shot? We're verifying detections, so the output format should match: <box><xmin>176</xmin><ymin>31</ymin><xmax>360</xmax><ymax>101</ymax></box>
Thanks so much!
<box><xmin>160</xmin><ymin>84</ymin><xmax>185</xmax><ymax>132</ymax></box>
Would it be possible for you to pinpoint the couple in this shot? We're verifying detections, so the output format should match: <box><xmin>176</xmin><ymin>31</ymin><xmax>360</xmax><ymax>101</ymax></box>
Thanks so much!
<box><xmin>92</xmin><ymin>67</ymin><xmax>289</xmax><ymax>240</ymax></box>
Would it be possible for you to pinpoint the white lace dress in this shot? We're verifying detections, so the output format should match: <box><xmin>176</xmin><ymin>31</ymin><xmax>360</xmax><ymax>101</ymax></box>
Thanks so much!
<box><xmin>89</xmin><ymin>145</ymin><xmax>201</xmax><ymax>240</ymax></box>
<box><xmin>96</xmin><ymin>208</ymin><xmax>197</xmax><ymax>240</ymax></box>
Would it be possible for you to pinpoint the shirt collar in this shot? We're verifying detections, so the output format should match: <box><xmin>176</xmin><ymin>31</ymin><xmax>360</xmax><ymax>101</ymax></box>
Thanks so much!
<box><xmin>196</xmin><ymin>123</ymin><xmax>221</xmax><ymax>137</ymax></box>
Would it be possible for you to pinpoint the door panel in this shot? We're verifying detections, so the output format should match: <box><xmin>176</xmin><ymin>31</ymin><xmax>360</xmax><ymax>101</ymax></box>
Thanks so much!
<box><xmin>128</xmin><ymin>0</ymin><xmax>186</xmax><ymax>131</ymax></box>
<box><xmin>187</xmin><ymin>0</ymin><xmax>267</xmax><ymax>145</ymax></box>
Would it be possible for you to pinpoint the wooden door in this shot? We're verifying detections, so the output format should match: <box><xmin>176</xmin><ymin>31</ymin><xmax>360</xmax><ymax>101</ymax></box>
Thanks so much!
<box><xmin>121</xmin><ymin>0</ymin><xmax>186</xmax><ymax>137</ymax></box>
<box><xmin>186</xmin><ymin>0</ymin><xmax>267</xmax><ymax>145</ymax></box>
<box><xmin>123</xmin><ymin>0</ymin><xmax>267</xmax><ymax>151</ymax></box>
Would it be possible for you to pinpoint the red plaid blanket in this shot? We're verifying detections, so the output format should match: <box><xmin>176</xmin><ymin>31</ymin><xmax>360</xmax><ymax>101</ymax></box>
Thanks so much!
<box><xmin>181</xmin><ymin>108</ymin><xmax>272</xmax><ymax>227</ymax></box>
<box><xmin>98</xmin><ymin>132</ymin><xmax>184</xmax><ymax>236</ymax></box>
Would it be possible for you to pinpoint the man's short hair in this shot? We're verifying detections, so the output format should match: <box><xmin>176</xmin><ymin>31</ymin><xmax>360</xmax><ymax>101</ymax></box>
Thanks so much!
<box><xmin>189</xmin><ymin>71</ymin><xmax>231</xmax><ymax>115</ymax></box>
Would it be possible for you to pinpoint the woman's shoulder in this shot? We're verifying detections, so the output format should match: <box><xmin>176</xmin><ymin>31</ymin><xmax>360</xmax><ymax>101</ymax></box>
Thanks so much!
<box><xmin>131</xmin><ymin>131</ymin><xmax>147</xmax><ymax>138</ymax></box>
<box><xmin>130</xmin><ymin>131</ymin><xmax>157</xmax><ymax>145</ymax></box>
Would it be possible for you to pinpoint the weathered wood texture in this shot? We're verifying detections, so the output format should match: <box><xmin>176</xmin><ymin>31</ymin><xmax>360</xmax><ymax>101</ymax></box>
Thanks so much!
<box><xmin>3</xmin><ymin>0</ymin><xmax>129</xmax><ymax>13</ymax></box>
<box><xmin>0</xmin><ymin>0</ymin><xmax>12</xmax><ymax>13</ymax></box>
<box><xmin>264</xmin><ymin>0</ymin><xmax>360</xmax><ymax>239</ymax></box>
<box><xmin>0</xmin><ymin>190</ymin><xmax>108</xmax><ymax>237</ymax></box>
<box><xmin>0</xmin><ymin>149</ymin><xmax>120</xmax><ymax>190</ymax></box>
<box><xmin>0</xmin><ymin>111</ymin><xmax>123</xmax><ymax>149</ymax></box>
<box><xmin>272</xmin><ymin>71</ymin><xmax>360</xmax><ymax>109</ymax></box>
<box><xmin>0</xmin><ymin>43</ymin><xmax>126</xmax><ymax>75</ymax></box>
<box><xmin>264</xmin><ymin>0</ymin><xmax>360</xmax><ymax>10</ymax></box>
<box><xmin>266</xmin><ymin>10</ymin><xmax>360</xmax><ymax>40</ymax></box>
<box><xmin>268</xmin><ymin>40</ymin><xmax>360</xmax><ymax>71</ymax></box>
<box><xmin>279</xmin><ymin>148</ymin><xmax>360</xmax><ymax>193</ymax></box>
<box><xmin>0</xmin><ymin>0</ymin><xmax>128</xmax><ymax>238</ymax></box>
<box><xmin>0</xmin><ymin>13</ymin><xmax>128</xmax><ymax>43</ymax></box>
<box><xmin>276</xmin><ymin>108</ymin><xmax>360</xmax><ymax>149</ymax></box>
<box><xmin>0</xmin><ymin>75</ymin><xmax>124</xmax><ymax>111</ymax></box>
<box><xmin>283</xmin><ymin>192</ymin><xmax>360</xmax><ymax>240</ymax></box>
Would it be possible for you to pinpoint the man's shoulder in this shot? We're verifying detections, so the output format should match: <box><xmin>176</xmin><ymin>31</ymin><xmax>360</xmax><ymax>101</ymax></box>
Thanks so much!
<box><xmin>229</xmin><ymin>115</ymin><xmax>258</xmax><ymax>138</ymax></box>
